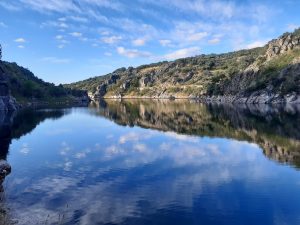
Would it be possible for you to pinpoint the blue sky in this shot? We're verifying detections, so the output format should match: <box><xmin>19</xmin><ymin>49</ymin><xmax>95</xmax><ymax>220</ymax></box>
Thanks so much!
<box><xmin>0</xmin><ymin>0</ymin><xmax>299</xmax><ymax>84</ymax></box>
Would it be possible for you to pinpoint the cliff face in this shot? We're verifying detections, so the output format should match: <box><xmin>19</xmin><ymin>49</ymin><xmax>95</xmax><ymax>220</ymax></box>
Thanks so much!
<box><xmin>68</xmin><ymin>29</ymin><xmax>300</xmax><ymax>104</ymax></box>
<box><xmin>0</xmin><ymin>66</ymin><xmax>18</xmax><ymax>111</ymax></box>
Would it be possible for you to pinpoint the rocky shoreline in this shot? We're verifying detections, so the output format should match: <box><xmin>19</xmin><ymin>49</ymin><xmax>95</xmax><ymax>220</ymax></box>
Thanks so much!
<box><xmin>92</xmin><ymin>92</ymin><xmax>300</xmax><ymax>104</ymax></box>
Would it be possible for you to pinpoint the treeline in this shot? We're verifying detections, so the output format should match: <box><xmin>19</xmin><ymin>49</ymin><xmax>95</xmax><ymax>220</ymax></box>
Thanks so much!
<box><xmin>0</xmin><ymin>61</ymin><xmax>86</xmax><ymax>100</ymax></box>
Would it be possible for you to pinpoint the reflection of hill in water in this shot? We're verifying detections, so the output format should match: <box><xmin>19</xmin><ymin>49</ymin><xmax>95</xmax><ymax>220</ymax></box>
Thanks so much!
<box><xmin>91</xmin><ymin>100</ymin><xmax>300</xmax><ymax>168</ymax></box>
<box><xmin>0</xmin><ymin>108</ymin><xmax>69</xmax><ymax>223</ymax></box>
<box><xmin>0</xmin><ymin>109</ymin><xmax>69</xmax><ymax>159</ymax></box>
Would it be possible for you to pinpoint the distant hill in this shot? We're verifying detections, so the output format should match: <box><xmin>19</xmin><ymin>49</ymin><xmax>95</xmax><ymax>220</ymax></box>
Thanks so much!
<box><xmin>66</xmin><ymin>28</ymin><xmax>300</xmax><ymax>104</ymax></box>
<box><xmin>0</xmin><ymin>59</ymin><xmax>87</xmax><ymax>109</ymax></box>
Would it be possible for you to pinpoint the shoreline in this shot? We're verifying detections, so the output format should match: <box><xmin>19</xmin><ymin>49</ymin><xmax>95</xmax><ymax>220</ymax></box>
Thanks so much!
<box><xmin>90</xmin><ymin>93</ymin><xmax>300</xmax><ymax>105</ymax></box>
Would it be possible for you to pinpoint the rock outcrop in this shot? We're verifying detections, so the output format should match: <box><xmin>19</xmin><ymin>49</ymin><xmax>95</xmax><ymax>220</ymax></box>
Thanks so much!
<box><xmin>0</xmin><ymin>66</ymin><xmax>18</xmax><ymax>111</ymax></box>
<box><xmin>266</xmin><ymin>33</ymin><xmax>300</xmax><ymax>60</ymax></box>
<box><xmin>67</xmin><ymin>28</ymin><xmax>300</xmax><ymax>104</ymax></box>
<box><xmin>0</xmin><ymin>160</ymin><xmax>11</xmax><ymax>181</ymax></box>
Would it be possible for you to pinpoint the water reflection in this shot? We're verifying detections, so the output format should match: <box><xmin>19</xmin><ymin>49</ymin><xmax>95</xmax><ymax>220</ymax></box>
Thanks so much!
<box><xmin>0</xmin><ymin>101</ymin><xmax>299</xmax><ymax>225</ymax></box>
<box><xmin>91</xmin><ymin>100</ymin><xmax>300</xmax><ymax>168</ymax></box>
<box><xmin>0</xmin><ymin>109</ymin><xmax>70</xmax><ymax>224</ymax></box>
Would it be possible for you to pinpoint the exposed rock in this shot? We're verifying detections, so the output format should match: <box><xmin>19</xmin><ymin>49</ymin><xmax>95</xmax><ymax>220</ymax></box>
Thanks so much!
<box><xmin>139</xmin><ymin>76</ymin><xmax>152</xmax><ymax>87</ymax></box>
<box><xmin>266</xmin><ymin>33</ymin><xmax>300</xmax><ymax>60</ymax></box>
<box><xmin>0</xmin><ymin>160</ymin><xmax>11</xmax><ymax>180</ymax></box>
<box><xmin>97</xmin><ymin>84</ymin><xmax>107</xmax><ymax>97</ymax></box>
<box><xmin>120</xmin><ymin>80</ymin><xmax>130</xmax><ymax>90</ymax></box>
<box><xmin>0</xmin><ymin>160</ymin><xmax>11</xmax><ymax>191</ymax></box>
<box><xmin>105</xmin><ymin>74</ymin><xmax>120</xmax><ymax>85</ymax></box>
<box><xmin>0</xmin><ymin>66</ymin><xmax>18</xmax><ymax>111</ymax></box>
<box><xmin>70</xmin><ymin>29</ymin><xmax>300</xmax><ymax>103</ymax></box>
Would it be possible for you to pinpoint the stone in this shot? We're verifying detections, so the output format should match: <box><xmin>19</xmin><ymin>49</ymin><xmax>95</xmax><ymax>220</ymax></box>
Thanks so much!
<box><xmin>120</xmin><ymin>81</ymin><xmax>130</xmax><ymax>90</ymax></box>
<box><xmin>0</xmin><ymin>160</ymin><xmax>11</xmax><ymax>180</ymax></box>
<box><xmin>139</xmin><ymin>76</ymin><xmax>152</xmax><ymax>87</ymax></box>
<box><xmin>97</xmin><ymin>84</ymin><xmax>107</xmax><ymax>96</ymax></box>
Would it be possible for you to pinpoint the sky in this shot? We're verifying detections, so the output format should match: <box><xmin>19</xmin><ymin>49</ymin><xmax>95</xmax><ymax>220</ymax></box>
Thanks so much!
<box><xmin>0</xmin><ymin>0</ymin><xmax>299</xmax><ymax>84</ymax></box>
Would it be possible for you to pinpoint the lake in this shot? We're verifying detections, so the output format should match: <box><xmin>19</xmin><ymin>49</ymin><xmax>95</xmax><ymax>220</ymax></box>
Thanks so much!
<box><xmin>0</xmin><ymin>100</ymin><xmax>300</xmax><ymax>225</ymax></box>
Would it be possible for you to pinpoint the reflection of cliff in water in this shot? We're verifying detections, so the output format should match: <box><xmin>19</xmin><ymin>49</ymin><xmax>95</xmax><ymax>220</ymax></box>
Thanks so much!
<box><xmin>91</xmin><ymin>100</ymin><xmax>300</xmax><ymax>168</ymax></box>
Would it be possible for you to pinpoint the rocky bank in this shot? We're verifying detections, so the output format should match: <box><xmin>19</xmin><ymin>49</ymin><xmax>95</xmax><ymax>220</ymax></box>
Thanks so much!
<box><xmin>68</xmin><ymin>29</ymin><xmax>300</xmax><ymax>104</ymax></box>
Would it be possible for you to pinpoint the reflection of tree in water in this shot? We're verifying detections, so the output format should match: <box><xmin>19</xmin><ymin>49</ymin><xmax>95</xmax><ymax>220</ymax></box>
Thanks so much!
<box><xmin>0</xmin><ymin>109</ymin><xmax>69</xmax><ymax>160</ymax></box>
<box><xmin>92</xmin><ymin>99</ymin><xmax>300</xmax><ymax>168</ymax></box>
<box><xmin>0</xmin><ymin>108</ymin><xmax>69</xmax><ymax>224</ymax></box>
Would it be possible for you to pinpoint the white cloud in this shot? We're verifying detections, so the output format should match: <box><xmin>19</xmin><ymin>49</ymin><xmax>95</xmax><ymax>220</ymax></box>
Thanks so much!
<box><xmin>18</xmin><ymin>45</ymin><xmax>25</xmax><ymax>49</ymax></box>
<box><xmin>159</xmin><ymin>39</ymin><xmax>171</xmax><ymax>47</ymax></box>
<box><xmin>55</xmin><ymin>35</ymin><xmax>64</xmax><ymax>40</ymax></box>
<box><xmin>68</xmin><ymin>16</ymin><xmax>89</xmax><ymax>23</ymax></box>
<box><xmin>187</xmin><ymin>32</ymin><xmax>208</xmax><ymax>42</ymax></box>
<box><xmin>0</xmin><ymin>1</ymin><xmax>21</xmax><ymax>11</ymax></box>
<box><xmin>117</xmin><ymin>47</ymin><xmax>151</xmax><ymax>58</ymax></box>
<box><xmin>164</xmin><ymin>47</ymin><xmax>200</xmax><ymax>60</ymax></box>
<box><xmin>119</xmin><ymin>132</ymin><xmax>141</xmax><ymax>144</ymax></box>
<box><xmin>287</xmin><ymin>23</ymin><xmax>299</xmax><ymax>32</ymax></box>
<box><xmin>133</xmin><ymin>143</ymin><xmax>147</xmax><ymax>152</ymax></box>
<box><xmin>69</xmin><ymin>32</ymin><xmax>82</xmax><ymax>37</ymax></box>
<box><xmin>104</xmin><ymin>52</ymin><xmax>112</xmax><ymax>56</ymax></box>
<box><xmin>208</xmin><ymin>38</ymin><xmax>220</xmax><ymax>44</ymax></box>
<box><xmin>75</xmin><ymin>152</ymin><xmax>86</xmax><ymax>159</ymax></box>
<box><xmin>0</xmin><ymin>22</ymin><xmax>7</xmax><ymax>28</ymax></box>
<box><xmin>20</xmin><ymin>0</ymin><xmax>80</xmax><ymax>13</ymax></box>
<box><xmin>102</xmin><ymin>35</ymin><xmax>122</xmax><ymax>44</ymax></box>
<box><xmin>41</xmin><ymin>57</ymin><xmax>71</xmax><ymax>64</ymax></box>
<box><xmin>132</xmin><ymin>38</ymin><xmax>147</xmax><ymax>46</ymax></box>
<box><xmin>14</xmin><ymin>38</ymin><xmax>26</xmax><ymax>43</ymax></box>
<box><xmin>80</xmin><ymin>0</ymin><xmax>124</xmax><ymax>11</ymax></box>
<box><xmin>58</xmin><ymin>17</ymin><xmax>66</xmax><ymax>22</ymax></box>
<box><xmin>246</xmin><ymin>40</ymin><xmax>267</xmax><ymax>49</ymax></box>
<box><xmin>20</xmin><ymin>143</ymin><xmax>30</xmax><ymax>155</ymax></box>
<box><xmin>59</xmin><ymin>23</ymin><xmax>68</xmax><ymax>28</ymax></box>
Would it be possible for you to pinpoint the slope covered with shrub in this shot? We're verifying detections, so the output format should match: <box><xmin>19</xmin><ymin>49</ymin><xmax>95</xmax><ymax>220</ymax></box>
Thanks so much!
<box><xmin>0</xmin><ymin>60</ymin><xmax>87</xmax><ymax>104</ymax></box>
<box><xmin>67</xmin><ymin>29</ymin><xmax>300</xmax><ymax>104</ymax></box>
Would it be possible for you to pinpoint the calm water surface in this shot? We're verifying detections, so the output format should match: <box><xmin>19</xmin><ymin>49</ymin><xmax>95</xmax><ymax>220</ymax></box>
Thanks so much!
<box><xmin>1</xmin><ymin>100</ymin><xmax>300</xmax><ymax>225</ymax></box>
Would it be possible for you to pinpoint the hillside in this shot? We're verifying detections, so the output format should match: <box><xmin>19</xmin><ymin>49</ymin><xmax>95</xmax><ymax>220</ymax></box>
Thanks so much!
<box><xmin>0</xmin><ymin>59</ymin><xmax>88</xmax><ymax>110</ymax></box>
<box><xmin>67</xmin><ymin>29</ymin><xmax>300</xmax><ymax>104</ymax></box>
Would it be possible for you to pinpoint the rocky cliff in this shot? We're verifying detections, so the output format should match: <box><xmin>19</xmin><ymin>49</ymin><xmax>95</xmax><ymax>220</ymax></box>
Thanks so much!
<box><xmin>67</xmin><ymin>29</ymin><xmax>300</xmax><ymax>104</ymax></box>
<box><xmin>0</xmin><ymin>65</ymin><xmax>18</xmax><ymax>111</ymax></box>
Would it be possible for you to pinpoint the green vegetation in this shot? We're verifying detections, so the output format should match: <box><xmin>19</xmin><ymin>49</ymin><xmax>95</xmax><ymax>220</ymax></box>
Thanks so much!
<box><xmin>67</xmin><ymin>47</ymin><xmax>265</xmax><ymax>97</ymax></box>
<box><xmin>66</xmin><ymin>29</ymin><xmax>300</xmax><ymax>100</ymax></box>
<box><xmin>0</xmin><ymin>61</ymin><xmax>86</xmax><ymax>103</ymax></box>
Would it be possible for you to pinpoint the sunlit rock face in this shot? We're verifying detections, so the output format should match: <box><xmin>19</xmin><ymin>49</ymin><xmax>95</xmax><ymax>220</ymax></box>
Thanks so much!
<box><xmin>266</xmin><ymin>33</ymin><xmax>300</xmax><ymax>60</ymax></box>
<box><xmin>67</xmin><ymin>29</ymin><xmax>300</xmax><ymax>105</ymax></box>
